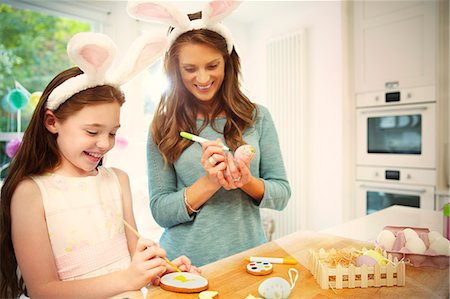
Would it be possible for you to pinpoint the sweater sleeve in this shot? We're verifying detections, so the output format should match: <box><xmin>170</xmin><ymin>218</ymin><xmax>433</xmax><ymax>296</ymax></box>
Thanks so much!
<box><xmin>256</xmin><ymin>105</ymin><xmax>291</xmax><ymax>210</ymax></box>
<box><xmin>147</xmin><ymin>135</ymin><xmax>194</xmax><ymax>228</ymax></box>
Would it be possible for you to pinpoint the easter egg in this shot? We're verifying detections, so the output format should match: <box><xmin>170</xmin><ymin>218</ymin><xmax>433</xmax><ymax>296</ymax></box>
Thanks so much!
<box><xmin>363</xmin><ymin>250</ymin><xmax>388</xmax><ymax>265</ymax></box>
<box><xmin>405</xmin><ymin>236</ymin><xmax>427</xmax><ymax>254</ymax></box>
<box><xmin>402</xmin><ymin>228</ymin><xmax>419</xmax><ymax>241</ymax></box>
<box><xmin>8</xmin><ymin>88</ymin><xmax>29</xmax><ymax>110</ymax></box>
<box><xmin>356</xmin><ymin>255</ymin><xmax>378</xmax><ymax>267</ymax></box>
<box><xmin>429</xmin><ymin>237</ymin><xmax>450</xmax><ymax>255</ymax></box>
<box><xmin>428</xmin><ymin>231</ymin><xmax>443</xmax><ymax>244</ymax></box>
<box><xmin>376</xmin><ymin>230</ymin><xmax>396</xmax><ymax>250</ymax></box>
<box><xmin>234</xmin><ymin>144</ymin><xmax>256</xmax><ymax>164</ymax></box>
<box><xmin>258</xmin><ymin>277</ymin><xmax>291</xmax><ymax>299</ymax></box>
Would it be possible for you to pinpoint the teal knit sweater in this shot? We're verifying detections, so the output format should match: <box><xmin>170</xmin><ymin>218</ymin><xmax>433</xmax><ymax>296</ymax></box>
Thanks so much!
<box><xmin>147</xmin><ymin>104</ymin><xmax>291</xmax><ymax>266</ymax></box>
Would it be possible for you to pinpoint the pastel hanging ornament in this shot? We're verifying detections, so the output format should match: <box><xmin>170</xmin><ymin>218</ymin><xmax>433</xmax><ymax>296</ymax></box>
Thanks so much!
<box><xmin>1</xmin><ymin>94</ymin><xmax>17</xmax><ymax>114</ymax></box>
<box><xmin>5</xmin><ymin>138</ymin><xmax>22</xmax><ymax>158</ymax></box>
<box><xmin>258</xmin><ymin>268</ymin><xmax>299</xmax><ymax>299</ymax></box>
<box><xmin>8</xmin><ymin>88</ymin><xmax>29</xmax><ymax>110</ymax></box>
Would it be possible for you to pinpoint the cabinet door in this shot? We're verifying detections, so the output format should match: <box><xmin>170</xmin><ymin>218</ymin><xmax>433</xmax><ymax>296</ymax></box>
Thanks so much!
<box><xmin>354</xmin><ymin>1</ymin><xmax>436</xmax><ymax>93</ymax></box>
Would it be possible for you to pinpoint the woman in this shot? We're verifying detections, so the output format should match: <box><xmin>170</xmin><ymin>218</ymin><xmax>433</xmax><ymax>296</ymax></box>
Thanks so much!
<box><xmin>130</xmin><ymin>0</ymin><xmax>291</xmax><ymax>266</ymax></box>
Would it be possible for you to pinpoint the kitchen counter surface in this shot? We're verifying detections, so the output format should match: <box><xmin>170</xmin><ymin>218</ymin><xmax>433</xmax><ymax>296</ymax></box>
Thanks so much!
<box><xmin>142</xmin><ymin>206</ymin><xmax>449</xmax><ymax>298</ymax></box>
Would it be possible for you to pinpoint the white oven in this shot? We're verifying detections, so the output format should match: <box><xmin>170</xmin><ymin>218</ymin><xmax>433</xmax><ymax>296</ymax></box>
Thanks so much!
<box><xmin>356</xmin><ymin>166</ymin><xmax>435</xmax><ymax>216</ymax></box>
<box><xmin>356</xmin><ymin>86</ymin><xmax>436</xmax><ymax>169</ymax></box>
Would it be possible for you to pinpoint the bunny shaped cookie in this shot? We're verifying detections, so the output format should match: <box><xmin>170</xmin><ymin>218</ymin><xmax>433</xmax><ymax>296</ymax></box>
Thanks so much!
<box><xmin>47</xmin><ymin>31</ymin><xmax>167</xmax><ymax>110</ymax></box>
<box><xmin>127</xmin><ymin>0</ymin><xmax>241</xmax><ymax>53</ymax></box>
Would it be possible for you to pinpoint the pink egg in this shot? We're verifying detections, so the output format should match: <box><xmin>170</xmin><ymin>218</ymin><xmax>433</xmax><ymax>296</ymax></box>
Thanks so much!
<box><xmin>234</xmin><ymin>144</ymin><xmax>255</xmax><ymax>164</ymax></box>
<box><xmin>356</xmin><ymin>255</ymin><xmax>378</xmax><ymax>267</ymax></box>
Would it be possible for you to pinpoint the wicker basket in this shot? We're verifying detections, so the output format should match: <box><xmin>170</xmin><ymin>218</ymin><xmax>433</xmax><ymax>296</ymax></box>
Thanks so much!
<box><xmin>308</xmin><ymin>248</ymin><xmax>406</xmax><ymax>289</ymax></box>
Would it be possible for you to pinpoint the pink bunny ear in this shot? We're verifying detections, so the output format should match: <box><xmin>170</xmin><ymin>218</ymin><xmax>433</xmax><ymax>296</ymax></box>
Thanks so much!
<box><xmin>113</xmin><ymin>32</ymin><xmax>168</xmax><ymax>85</ymax></box>
<box><xmin>202</xmin><ymin>0</ymin><xmax>242</xmax><ymax>25</ymax></box>
<box><xmin>127</xmin><ymin>1</ymin><xmax>190</xmax><ymax>29</ymax></box>
<box><xmin>67</xmin><ymin>32</ymin><xmax>116</xmax><ymax>79</ymax></box>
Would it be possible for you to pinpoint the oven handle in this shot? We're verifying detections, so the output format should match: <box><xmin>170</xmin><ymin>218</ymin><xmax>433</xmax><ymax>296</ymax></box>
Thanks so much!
<box><xmin>359</xmin><ymin>184</ymin><xmax>427</xmax><ymax>194</ymax></box>
<box><xmin>359</xmin><ymin>106</ymin><xmax>428</xmax><ymax>114</ymax></box>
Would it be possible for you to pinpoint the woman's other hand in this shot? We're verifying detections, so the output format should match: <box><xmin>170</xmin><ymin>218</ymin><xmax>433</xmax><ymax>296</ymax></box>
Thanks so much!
<box><xmin>218</xmin><ymin>153</ymin><xmax>251</xmax><ymax>190</ymax></box>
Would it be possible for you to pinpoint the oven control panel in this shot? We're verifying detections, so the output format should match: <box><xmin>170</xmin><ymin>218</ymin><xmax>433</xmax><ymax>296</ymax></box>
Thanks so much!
<box><xmin>356</xmin><ymin>166</ymin><xmax>436</xmax><ymax>186</ymax></box>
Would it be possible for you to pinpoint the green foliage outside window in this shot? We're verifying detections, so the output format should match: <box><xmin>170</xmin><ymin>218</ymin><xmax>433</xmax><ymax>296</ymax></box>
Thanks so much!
<box><xmin>0</xmin><ymin>3</ymin><xmax>91</xmax><ymax>177</ymax></box>
<box><xmin>0</xmin><ymin>3</ymin><xmax>90</xmax><ymax>132</ymax></box>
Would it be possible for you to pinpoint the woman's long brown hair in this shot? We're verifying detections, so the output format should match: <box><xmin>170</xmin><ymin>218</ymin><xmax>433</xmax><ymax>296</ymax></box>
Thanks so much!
<box><xmin>151</xmin><ymin>13</ymin><xmax>257</xmax><ymax>165</ymax></box>
<box><xmin>0</xmin><ymin>67</ymin><xmax>125</xmax><ymax>298</ymax></box>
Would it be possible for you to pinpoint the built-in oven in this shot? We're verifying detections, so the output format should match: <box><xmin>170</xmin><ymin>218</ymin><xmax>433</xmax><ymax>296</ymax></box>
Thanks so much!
<box><xmin>356</xmin><ymin>166</ymin><xmax>435</xmax><ymax>216</ymax></box>
<box><xmin>356</xmin><ymin>86</ymin><xmax>436</xmax><ymax>169</ymax></box>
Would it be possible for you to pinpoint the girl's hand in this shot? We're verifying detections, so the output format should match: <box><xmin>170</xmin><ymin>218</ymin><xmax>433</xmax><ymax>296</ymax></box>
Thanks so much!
<box><xmin>126</xmin><ymin>238</ymin><xmax>168</xmax><ymax>289</ymax></box>
<box><xmin>218</xmin><ymin>153</ymin><xmax>252</xmax><ymax>190</ymax></box>
<box><xmin>151</xmin><ymin>255</ymin><xmax>202</xmax><ymax>286</ymax></box>
<box><xmin>201</xmin><ymin>138</ymin><xmax>227</xmax><ymax>185</ymax></box>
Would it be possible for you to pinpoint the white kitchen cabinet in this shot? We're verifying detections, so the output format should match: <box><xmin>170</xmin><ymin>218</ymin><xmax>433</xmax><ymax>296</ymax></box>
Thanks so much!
<box><xmin>353</xmin><ymin>1</ymin><xmax>437</xmax><ymax>93</ymax></box>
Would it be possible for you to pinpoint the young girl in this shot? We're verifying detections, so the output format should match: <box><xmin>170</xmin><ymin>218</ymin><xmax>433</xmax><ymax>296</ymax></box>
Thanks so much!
<box><xmin>0</xmin><ymin>32</ymin><xmax>199</xmax><ymax>299</ymax></box>
<box><xmin>128</xmin><ymin>1</ymin><xmax>291</xmax><ymax>266</ymax></box>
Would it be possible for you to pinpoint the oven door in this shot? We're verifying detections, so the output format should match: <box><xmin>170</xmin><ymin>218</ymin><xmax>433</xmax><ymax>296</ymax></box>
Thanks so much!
<box><xmin>356</xmin><ymin>102</ymin><xmax>435</xmax><ymax>168</ymax></box>
<box><xmin>356</xmin><ymin>181</ymin><xmax>435</xmax><ymax>216</ymax></box>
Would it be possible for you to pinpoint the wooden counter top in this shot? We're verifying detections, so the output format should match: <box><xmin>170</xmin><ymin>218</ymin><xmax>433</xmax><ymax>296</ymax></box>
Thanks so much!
<box><xmin>144</xmin><ymin>230</ymin><xmax>449</xmax><ymax>298</ymax></box>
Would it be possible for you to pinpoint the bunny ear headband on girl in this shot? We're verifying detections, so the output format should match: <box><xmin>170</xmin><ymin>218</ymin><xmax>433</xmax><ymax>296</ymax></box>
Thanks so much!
<box><xmin>126</xmin><ymin>0</ymin><xmax>241</xmax><ymax>54</ymax></box>
<box><xmin>46</xmin><ymin>31</ymin><xmax>168</xmax><ymax>110</ymax></box>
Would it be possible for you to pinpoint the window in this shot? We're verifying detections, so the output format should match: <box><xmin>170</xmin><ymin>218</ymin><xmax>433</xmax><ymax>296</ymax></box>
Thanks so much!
<box><xmin>0</xmin><ymin>2</ymin><xmax>92</xmax><ymax>178</ymax></box>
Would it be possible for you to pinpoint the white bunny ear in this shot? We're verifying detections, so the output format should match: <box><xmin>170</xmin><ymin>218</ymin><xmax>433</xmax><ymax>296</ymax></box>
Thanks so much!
<box><xmin>202</xmin><ymin>0</ymin><xmax>242</xmax><ymax>25</ymax></box>
<box><xmin>112</xmin><ymin>32</ymin><xmax>168</xmax><ymax>85</ymax></box>
<box><xmin>127</xmin><ymin>0</ymin><xmax>191</xmax><ymax>29</ymax></box>
<box><xmin>47</xmin><ymin>32</ymin><xmax>117</xmax><ymax>110</ymax></box>
<box><xmin>67</xmin><ymin>32</ymin><xmax>117</xmax><ymax>80</ymax></box>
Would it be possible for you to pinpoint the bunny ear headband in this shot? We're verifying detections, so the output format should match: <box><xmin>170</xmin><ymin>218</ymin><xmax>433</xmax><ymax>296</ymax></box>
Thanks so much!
<box><xmin>46</xmin><ymin>31</ymin><xmax>168</xmax><ymax>110</ymax></box>
<box><xmin>127</xmin><ymin>0</ymin><xmax>241</xmax><ymax>54</ymax></box>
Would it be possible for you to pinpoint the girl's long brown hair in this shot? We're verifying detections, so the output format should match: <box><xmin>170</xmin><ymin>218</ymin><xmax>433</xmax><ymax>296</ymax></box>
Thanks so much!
<box><xmin>0</xmin><ymin>67</ymin><xmax>125</xmax><ymax>298</ymax></box>
<box><xmin>151</xmin><ymin>13</ymin><xmax>257</xmax><ymax>165</ymax></box>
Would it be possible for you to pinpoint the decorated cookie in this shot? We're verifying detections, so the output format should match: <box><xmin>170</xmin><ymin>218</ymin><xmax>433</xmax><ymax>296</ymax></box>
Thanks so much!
<box><xmin>246</xmin><ymin>261</ymin><xmax>273</xmax><ymax>276</ymax></box>
<box><xmin>199</xmin><ymin>290</ymin><xmax>219</xmax><ymax>299</ymax></box>
<box><xmin>160</xmin><ymin>272</ymin><xmax>209</xmax><ymax>293</ymax></box>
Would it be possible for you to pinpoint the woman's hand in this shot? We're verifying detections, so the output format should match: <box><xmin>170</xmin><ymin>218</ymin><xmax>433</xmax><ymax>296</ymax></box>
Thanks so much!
<box><xmin>126</xmin><ymin>238</ymin><xmax>168</xmax><ymax>289</ymax></box>
<box><xmin>201</xmin><ymin>138</ymin><xmax>227</xmax><ymax>185</ymax></box>
<box><xmin>218</xmin><ymin>153</ymin><xmax>252</xmax><ymax>190</ymax></box>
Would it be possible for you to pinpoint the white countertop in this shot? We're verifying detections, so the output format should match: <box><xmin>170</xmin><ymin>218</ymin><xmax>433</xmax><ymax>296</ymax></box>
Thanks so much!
<box><xmin>320</xmin><ymin>205</ymin><xmax>443</xmax><ymax>242</ymax></box>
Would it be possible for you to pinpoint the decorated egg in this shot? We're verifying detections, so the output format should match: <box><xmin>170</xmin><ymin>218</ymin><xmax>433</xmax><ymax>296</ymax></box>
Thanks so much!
<box><xmin>405</xmin><ymin>236</ymin><xmax>427</xmax><ymax>254</ymax></box>
<box><xmin>402</xmin><ymin>228</ymin><xmax>419</xmax><ymax>241</ymax></box>
<box><xmin>429</xmin><ymin>237</ymin><xmax>450</xmax><ymax>255</ymax></box>
<box><xmin>258</xmin><ymin>277</ymin><xmax>291</xmax><ymax>299</ymax></box>
<box><xmin>234</xmin><ymin>144</ymin><xmax>256</xmax><ymax>164</ymax></box>
<box><xmin>363</xmin><ymin>250</ymin><xmax>388</xmax><ymax>265</ymax></box>
<box><xmin>376</xmin><ymin>230</ymin><xmax>396</xmax><ymax>250</ymax></box>
<box><xmin>356</xmin><ymin>255</ymin><xmax>378</xmax><ymax>267</ymax></box>
<box><xmin>428</xmin><ymin>231</ymin><xmax>443</xmax><ymax>244</ymax></box>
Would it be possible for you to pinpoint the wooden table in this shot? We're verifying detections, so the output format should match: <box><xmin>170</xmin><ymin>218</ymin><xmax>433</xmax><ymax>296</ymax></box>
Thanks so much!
<box><xmin>144</xmin><ymin>230</ymin><xmax>449</xmax><ymax>298</ymax></box>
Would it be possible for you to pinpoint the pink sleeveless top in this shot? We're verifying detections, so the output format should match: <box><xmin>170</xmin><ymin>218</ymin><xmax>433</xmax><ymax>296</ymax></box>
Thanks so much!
<box><xmin>32</xmin><ymin>167</ymin><xmax>131</xmax><ymax>280</ymax></box>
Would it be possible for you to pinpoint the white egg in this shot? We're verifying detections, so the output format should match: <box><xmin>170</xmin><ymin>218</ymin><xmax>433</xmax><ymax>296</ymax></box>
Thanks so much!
<box><xmin>376</xmin><ymin>230</ymin><xmax>396</xmax><ymax>250</ymax></box>
<box><xmin>258</xmin><ymin>277</ymin><xmax>291</xmax><ymax>299</ymax></box>
<box><xmin>405</xmin><ymin>236</ymin><xmax>427</xmax><ymax>254</ymax></box>
<box><xmin>403</xmin><ymin>228</ymin><xmax>419</xmax><ymax>241</ymax></box>
<box><xmin>428</xmin><ymin>231</ymin><xmax>443</xmax><ymax>244</ymax></box>
<box><xmin>429</xmin><ymin>237</ymin><xmax>450</xmax><ymax>255</ymax></box>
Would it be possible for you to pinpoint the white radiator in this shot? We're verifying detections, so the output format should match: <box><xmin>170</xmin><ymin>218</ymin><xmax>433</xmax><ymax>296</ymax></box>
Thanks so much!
<box><xmin>263</xmin><ymin>30</ymin><xmax>307</xmax><ymax>240</ymax></box>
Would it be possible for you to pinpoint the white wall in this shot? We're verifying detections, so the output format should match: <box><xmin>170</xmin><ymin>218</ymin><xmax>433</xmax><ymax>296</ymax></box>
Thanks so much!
<box><xmin>227</xmin><ymin>2</ymin><xmax>345</xmax><ymax>231</ymax></box>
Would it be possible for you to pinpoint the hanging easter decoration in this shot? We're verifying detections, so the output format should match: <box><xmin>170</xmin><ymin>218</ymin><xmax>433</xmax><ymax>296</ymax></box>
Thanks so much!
<box><xmin>1</xmin><ymin>94</ymin><xmax>18</xmax><ymax>114</ymax></box>
<box><xmin>23</xmin><ymin>91</ymin><xmax>42</xmax><ymax>115</ymax></box>
<box><xmin>5</xmin><ymin>138</ymin><xmax>22</xmax><ymax>158</ymax></box>
<box><xmin>8</xmin><ymin>88</ymin><xmax>29</xmax><ymax>111</ymax></box>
